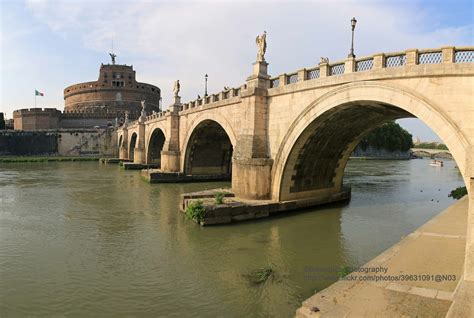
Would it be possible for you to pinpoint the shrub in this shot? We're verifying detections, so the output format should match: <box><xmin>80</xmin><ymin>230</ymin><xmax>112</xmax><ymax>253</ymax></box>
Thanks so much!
<box><xmin>449</xmin><ymin>186</ymin><xmax>467</xmax><ymax>200</ymax></box>
<box><xmin>215</xmin><ymin>192</ymin><xmax>225</xmax><ymax>205</ymax></box>
<box><xmin>186</xmin><ymin>200</ymin><xmax>206</xmax><ymax>222</ymax></box>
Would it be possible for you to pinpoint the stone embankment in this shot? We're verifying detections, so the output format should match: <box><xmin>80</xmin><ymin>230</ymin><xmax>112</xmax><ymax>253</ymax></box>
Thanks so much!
<box><xmin>296</xmin><ymin>197</ymin><xmax>468</xmax><ymax>317</ymax></box>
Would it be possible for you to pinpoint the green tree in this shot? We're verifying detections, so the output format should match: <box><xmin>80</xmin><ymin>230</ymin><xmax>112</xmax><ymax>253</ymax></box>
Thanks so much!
<box><xmin>359</xmin><ymin>121</ymin><xmax>414</xmax><ymax>152</ymax></box>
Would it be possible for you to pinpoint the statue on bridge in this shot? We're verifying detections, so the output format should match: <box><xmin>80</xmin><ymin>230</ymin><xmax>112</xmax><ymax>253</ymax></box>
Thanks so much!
<box><xmin>140</xmin><ymin>100</ymin><xmax>147</xmax><ymax>118</ymax></box>
<box><xmin>256</xmin><ymin>31</ymin><xmax>267</xmax><ymax>62</ymax></box>
<box><xmin>109</xmin><ymin>52</ymin><xmax>117</xmax><ymax>65</ymax></box>
<box><xmin>173</xmin><ymin>80</ymin><xmax>180</xmax><ymax>97</ymax></box>
<box><xmin>124</xmin><ymin>111</ymin><xmax>129</xmax><ymax>124</ymax></box>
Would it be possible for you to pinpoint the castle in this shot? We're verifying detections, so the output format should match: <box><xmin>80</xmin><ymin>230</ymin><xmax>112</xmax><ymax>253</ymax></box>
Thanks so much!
<box><xmin>13</xmin><ymin>55</ymin><xmax>161</xmax><ymax>130</ymax></box>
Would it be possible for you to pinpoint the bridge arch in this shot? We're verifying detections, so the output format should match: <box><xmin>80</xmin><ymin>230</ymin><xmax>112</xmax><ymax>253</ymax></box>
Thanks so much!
<box><xmin>182</xmin><ymin>118</ymin><xmax>234</xmax><ymax>177</ymax></box>
<box><xmin>118</xmin><ymin>134</ymin><xmax>123</xmax><ymax>148</ymax></box>
<box><xmin>272</xmin><ymin>81</ymin><xmax>469</xmax><ymax>201</ymax></box>
<box><xmin>129</xmin><ymin>132</ymin><xmax>138</xmax><ymax>162</ymax></box>
<box><xmin>146</xmin><ymin>127</ymin><xmax>166</xmax><ymax>166</ymax></box>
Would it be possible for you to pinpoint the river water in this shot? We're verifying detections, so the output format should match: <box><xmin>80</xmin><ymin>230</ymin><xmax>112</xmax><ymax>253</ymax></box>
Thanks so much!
<box><xmin>0</xmin><ymin>159</ymin><xmax>464</xmax><ymax>317</ymax></box>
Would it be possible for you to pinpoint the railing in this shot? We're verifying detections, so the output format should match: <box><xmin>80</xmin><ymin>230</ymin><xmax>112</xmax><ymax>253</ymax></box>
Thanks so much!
<box><xmin>307</xmin><ymin>68</ymin><xmax>320</xmax><ymax>79</ymax></box>
<box><xmin>330</xmin><ymin>63</ymin><xmax>345</xmax><ymax>75</ymax></box>
<box><xmin>146</xmin><ymin>111</ymin><xmax>166</xmax><ymax>121</ymax></box>
<box><xmin>455</xmin><ymin>49</ymin><xmax>474</xmax><ymax>63</ymax></box>
<box><xmin>385</xmin><ymin>54</ymin><xmax>407</xmax><ymax>68</ymax></box>
<box><xmin>355</xmin><ymin>58</ymin><xmax>373</xmax><ymax>72</ymax></box>
<box><xmin>178</xmin><ymin>47</ymin><xmax>472</xmax><ymax>108</ymax></box>
<box><xmin>180</xmin><ymin>85</ymin><xmax>244</xmax><ymax>112</ymax></box>
<box><xmin>418</xmin><ymin>50</ymin><xmax>442</xmax><ymax>64</ymax></box>
<box><xmin>270</xmin><ymin>77</ymin><xmax>280</xmax><ymax>88</ymax></box>
<box><xmin>287</xmin><ymin>73</ymin><xmax>298</xmax><ymax>84</ymax></box>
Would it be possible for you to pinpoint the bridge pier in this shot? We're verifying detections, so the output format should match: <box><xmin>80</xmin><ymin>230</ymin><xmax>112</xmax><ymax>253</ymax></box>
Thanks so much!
<box><xmin>231</xmin><ymin>59</ymin><xmax>274</xmax><ymax>200</ymax></box>
<box><xmin>118</xmin><ymin>120</ymin><xmax>129</xmax><ymax>161</ymax></box>
<box><xmin>161</xmin><ymin>150</ymin><xmax>180</xmax><ymax>172</ymax></box>
<box><xmin>232</xmin><ymin>158</ymin><xmax>273</xmax><ymax>200</ymax></box>
<box><xmin>133</xmin><ymin>118</ymin><xmax>146</xmax><ymax>164</ymax></box>
<box><xmin>119</xmin><ymin>146</ymin><xmax>128</xmax><ymax>161</ymax></box>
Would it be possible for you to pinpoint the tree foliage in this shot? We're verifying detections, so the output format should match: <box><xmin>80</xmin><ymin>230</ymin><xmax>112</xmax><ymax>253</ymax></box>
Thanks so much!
<box><xmin>359</xmin><ymin>122</ymin><xmax>414</xmax><ymax>152</ymax></box>
<box><xmin>415</xmin><ymin>142</ymin><xmax>448</xmax><ymax>150</ymax></box>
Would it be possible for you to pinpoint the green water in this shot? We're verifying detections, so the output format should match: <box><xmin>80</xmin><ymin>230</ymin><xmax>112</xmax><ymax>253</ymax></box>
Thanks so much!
<box><xmin>0</xmin><ymin>159</ymin><xmax>464</xmax><ymax>317</ymax></box>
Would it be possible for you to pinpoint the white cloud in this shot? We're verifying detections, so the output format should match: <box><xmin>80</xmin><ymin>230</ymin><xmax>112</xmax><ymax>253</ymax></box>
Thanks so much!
<box><xmin>23</xmin><ymin>0</ymin><xmax>472</xmax><ymax>107</ymax></box>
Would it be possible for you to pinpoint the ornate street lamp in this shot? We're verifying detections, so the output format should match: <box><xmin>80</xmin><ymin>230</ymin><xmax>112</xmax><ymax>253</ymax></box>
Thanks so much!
<box><xmin>348</xmin><ymin>17</ymin><xmax>357</xmax><ymax>58</ymax></box>
<box><xmin>204</xmin><ymin>74</ymin><xmax>208</xmax><ymax>97</ymax></box>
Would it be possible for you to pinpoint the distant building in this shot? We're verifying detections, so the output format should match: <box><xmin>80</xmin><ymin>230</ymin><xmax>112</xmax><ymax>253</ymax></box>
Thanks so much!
<box><xmin>13</xmin><ymin>57</ymin><xmax>161</xmax><ymax>131</ymax></box>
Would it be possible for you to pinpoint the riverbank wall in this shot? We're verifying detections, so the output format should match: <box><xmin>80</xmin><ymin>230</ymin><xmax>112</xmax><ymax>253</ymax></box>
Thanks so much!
<box><xmin>296</xmin><ymin>196</ymin><xmax>469</xmax><ymax>317</ymax></box>
<box><xmin>0</xmin><ymin>129</ymin><xmax>117</xmax><ymax>157</ymax></box>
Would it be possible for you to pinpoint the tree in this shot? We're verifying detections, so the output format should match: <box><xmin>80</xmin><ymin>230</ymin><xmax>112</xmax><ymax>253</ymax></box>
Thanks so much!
<box><xmin>358</xmin><ymin>121</ymin><xmax>414</xmax><ymax>152</ymax></box>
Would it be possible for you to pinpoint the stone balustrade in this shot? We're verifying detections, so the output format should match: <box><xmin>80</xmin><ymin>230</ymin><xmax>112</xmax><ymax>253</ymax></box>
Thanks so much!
<box><xmin>267</xmin><ymin>46</ymin><xmax>473</xmax><ymax>89</ymax></box>
<box><xmin>133</xmin><ymin>46</ymin><xmax>473</xmax><ymax>124</ymax></box>
<box><xmin>180</xmin><ymin>85</ymin><xmax>244</xmax><ymax>112</ymax></box>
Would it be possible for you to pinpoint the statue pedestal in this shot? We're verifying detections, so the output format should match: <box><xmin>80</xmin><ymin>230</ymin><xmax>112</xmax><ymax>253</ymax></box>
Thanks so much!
<box><xmin>165</xmin><ymin>95</ymin><xmax>182</xmax><ymax>114</ymax></box>
<box><xmin>246</xmin><ymin>61</ymin><xmax>270</xmax><ymax>89</ymax></box>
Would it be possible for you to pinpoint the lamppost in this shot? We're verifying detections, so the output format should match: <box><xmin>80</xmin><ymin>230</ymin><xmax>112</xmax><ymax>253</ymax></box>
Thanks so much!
<box><xmin>348</xmin><ymin>17</ymin><xmax>357</xmax><ymax>58</ymax></box>
<box><xmin>204</xmin><ymin>74</ymin><xmax>208</xmax><ymax>97</ymax></box>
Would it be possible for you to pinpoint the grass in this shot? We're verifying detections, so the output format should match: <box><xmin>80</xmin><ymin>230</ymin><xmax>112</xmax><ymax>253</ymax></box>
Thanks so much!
<box><xmin>0</xmin><ymin>156</ymin><xmax>100</xmax><ymax>163</ymax></box>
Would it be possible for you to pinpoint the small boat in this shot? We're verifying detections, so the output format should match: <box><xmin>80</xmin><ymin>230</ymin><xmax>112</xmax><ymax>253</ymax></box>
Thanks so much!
<box><xmin>429</xmin><ymin>160</ymin><xmax>444</xmax><ymax>167</ymax></box>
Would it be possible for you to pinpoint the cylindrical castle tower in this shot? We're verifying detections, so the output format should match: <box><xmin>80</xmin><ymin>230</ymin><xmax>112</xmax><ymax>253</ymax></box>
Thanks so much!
<box><xmin>63</xmin><ymin>62</ymin><xmax>161</xmax><ymax>117</ymax></box>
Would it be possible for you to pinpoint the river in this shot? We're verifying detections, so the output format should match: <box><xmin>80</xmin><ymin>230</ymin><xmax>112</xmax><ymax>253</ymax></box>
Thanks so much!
<box><xmin>0</xmin><ymin>159</ymin><xmax>464</xmax><ymax>317</ymax></box>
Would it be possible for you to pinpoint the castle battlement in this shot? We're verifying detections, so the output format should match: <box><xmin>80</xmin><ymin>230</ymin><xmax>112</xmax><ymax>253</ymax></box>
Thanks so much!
<box><xmin>13</xmin><ymin>108</ymin><xmax>62</xmax><ymax>116</ymax></box>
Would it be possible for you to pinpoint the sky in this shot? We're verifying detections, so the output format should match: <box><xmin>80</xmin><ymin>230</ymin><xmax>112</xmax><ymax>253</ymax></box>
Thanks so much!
<box><xmin>1</xmin><ymin>0</ymin><xmax>473</xmax><ymax>141</ymax></box>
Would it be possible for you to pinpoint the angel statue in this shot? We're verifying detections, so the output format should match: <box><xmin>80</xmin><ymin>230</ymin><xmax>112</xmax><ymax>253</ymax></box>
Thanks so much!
<box><xmin>109</xmin><ymin>52</ymin><xmax>117</xmax><ymax>65</ymax></box>
<box><xmin>140</xmin><ymin>100</ymin><xmax>147</xmax><ymax>117</ymax></box>
<box><xmin>255</xmin><ymin>31</ymin><xmax>267</xmax><ymax>62</ymax></box>
<box><xmin>173</xmin><ymin>80</ymin><xmax>180</xmax><ymax>97</ymax></box>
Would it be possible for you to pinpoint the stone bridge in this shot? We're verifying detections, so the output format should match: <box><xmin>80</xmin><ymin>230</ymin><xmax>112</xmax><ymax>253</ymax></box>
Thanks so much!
<box><xmin>117</xmin><ymin>45</ymin><xmax>474</xmax><ymax>313</ymax></box>
<box><xmin>411</xmin><ymin>147</ymin><xmax>452</xmax><ymax>158</ymax></box>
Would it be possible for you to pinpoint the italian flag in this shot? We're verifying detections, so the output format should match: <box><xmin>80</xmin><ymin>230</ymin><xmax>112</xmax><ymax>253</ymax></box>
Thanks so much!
<box><xmin>35</xmin><ymin>89</ymin><xmax>44</xmax><ymax>96</ymax></box>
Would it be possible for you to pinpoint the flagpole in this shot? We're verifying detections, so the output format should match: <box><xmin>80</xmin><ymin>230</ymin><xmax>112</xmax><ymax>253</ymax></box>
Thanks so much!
<box><xmin>35</xmin><ymin>94</ymin><xmax>37</xmax><ymax>108</ymax></box>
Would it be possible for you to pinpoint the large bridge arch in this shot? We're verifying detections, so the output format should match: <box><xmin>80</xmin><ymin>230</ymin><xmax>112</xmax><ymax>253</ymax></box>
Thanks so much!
<box><xmin>182</xmin><ymin>116</ymin><xmax>235</xmax><ymax>177</ymax></box>
<box><xmin>271</xmin><ymin>81</ymin><xmax>470</xmax><ymax>201</ymax></box>
<box><xmin>180</xmin><ymin>112</ymin><xmax>237</xmax><ymax>173</ymax></box>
